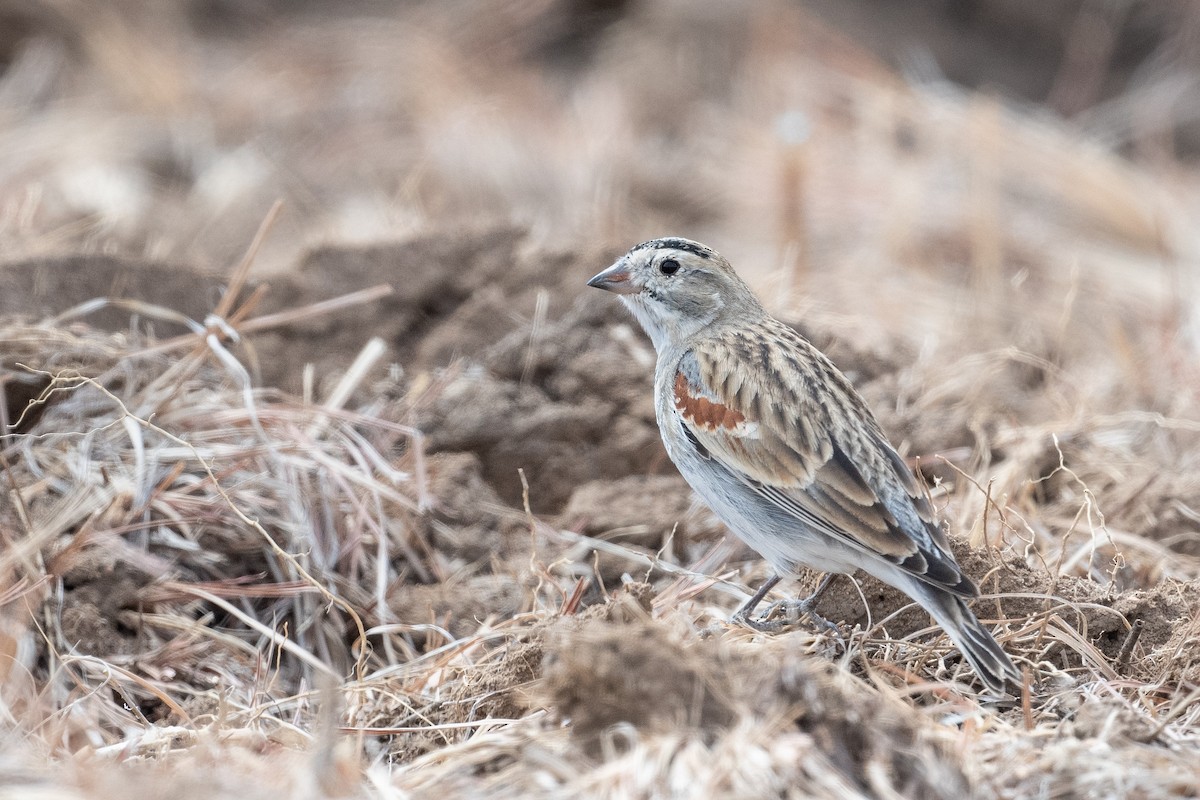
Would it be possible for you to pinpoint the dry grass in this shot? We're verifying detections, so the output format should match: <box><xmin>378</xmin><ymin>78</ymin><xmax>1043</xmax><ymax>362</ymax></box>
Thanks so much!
<box><xmin>2</xmin><ymin>1</ymin><xmax>1200</xmax><ymax>798</ymax></box>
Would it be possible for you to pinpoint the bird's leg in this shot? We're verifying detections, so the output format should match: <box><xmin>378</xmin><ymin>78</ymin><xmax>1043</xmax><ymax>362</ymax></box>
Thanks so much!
<box><xmin>732</xmin><ymin>573</ymin><xmax>841</xmax><ymax>635</ymax></box>
<box><xmin>762</xmin><ymin>572</ymin><xmax>840</xmax><ymax>634</ymax></box>
<box><xmin>730</xmin><ymin>574</ymin><xmax>781</xmax><ymax>628</ymax></box>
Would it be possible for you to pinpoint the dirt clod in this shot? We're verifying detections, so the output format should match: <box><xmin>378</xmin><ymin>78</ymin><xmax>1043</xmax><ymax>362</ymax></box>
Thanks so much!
<box><xmin>538</xmin><ymin>616</ymin><xmax>972</xmax><ymax>797</ymax></box>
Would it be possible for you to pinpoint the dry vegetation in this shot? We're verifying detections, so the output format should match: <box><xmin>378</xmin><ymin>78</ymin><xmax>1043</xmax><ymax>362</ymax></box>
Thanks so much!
<box><xmin>2</xmin><ymin>1</ymin><xmax>1200</xmax><ymax>797</ymax></box>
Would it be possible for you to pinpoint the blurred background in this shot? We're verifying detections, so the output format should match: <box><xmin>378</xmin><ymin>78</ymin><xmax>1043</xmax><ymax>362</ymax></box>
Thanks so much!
<box><xmin>1</xmin><ymin>0</ymin><xmax>1197</xmax><ymax>283</ymax></box>
<box><xmin>2</xmin><ymin>0</ymin><xmax>1197</xmax><ymax>522</ymax></box>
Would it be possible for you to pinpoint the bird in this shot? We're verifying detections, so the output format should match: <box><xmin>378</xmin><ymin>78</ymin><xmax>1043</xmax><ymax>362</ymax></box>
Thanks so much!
<box><xmin>586</xmin><ymin>236</ymin><xmax>1022</xmax><ymax>693</ymax></box>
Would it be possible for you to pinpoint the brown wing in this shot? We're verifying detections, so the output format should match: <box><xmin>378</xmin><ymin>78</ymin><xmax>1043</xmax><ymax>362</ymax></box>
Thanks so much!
<box><xmin>673</xmin><ymin>323</ymin><xmax>975</xmax><ymax>597</ymax></box>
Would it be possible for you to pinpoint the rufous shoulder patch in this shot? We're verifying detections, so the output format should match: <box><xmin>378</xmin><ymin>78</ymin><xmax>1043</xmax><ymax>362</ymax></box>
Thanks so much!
<box><xmin>674</xmin><ymin>371</ymin><xmax>746</xmax><ymax>430</ymax></box>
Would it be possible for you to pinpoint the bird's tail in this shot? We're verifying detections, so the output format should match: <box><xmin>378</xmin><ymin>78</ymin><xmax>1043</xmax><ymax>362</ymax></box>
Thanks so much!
<box><xmin>910</xmin><ymin>582</ymin><xmax>1022</xmax><ymax>694</ymax></box>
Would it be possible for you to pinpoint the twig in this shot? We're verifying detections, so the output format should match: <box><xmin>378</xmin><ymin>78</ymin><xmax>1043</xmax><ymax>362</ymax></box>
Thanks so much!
<box><xmin>129</xmin><ymin>285</ymin><xmax>395</xmax><ymax>358</ymax></box>
<box><xmin>213</xmin><ymin>199</ymin><xmax>284</xmax><ymax>320</ymax></box>
<box><xmin>1116</xmin><ymin>619</ymin><xmax>1145</xmax><ymax>669</ymax></box>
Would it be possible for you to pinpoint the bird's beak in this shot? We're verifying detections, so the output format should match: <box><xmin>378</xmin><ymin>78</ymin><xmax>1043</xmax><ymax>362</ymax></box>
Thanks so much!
<box><xmin>587</xmin><ymin>260</ymin><xmax>638</xmax><ymax>295</ymax></box>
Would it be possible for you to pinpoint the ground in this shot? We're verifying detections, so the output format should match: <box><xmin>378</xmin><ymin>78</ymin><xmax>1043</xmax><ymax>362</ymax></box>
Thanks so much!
<box><xmin>1</xmin><ymin>1</ymin><xmax>1200</xmax><ymax>798</ymax></box>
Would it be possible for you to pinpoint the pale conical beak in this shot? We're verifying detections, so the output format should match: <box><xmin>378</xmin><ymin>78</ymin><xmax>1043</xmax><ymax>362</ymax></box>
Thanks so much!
<box><xmin>586</xmin><ymin>261</ymin><xmax>638</xmax><ymax>295</ymax></box>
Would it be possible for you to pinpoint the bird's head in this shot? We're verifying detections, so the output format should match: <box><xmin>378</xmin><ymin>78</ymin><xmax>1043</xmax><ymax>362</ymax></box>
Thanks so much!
<box><xmin>587</xmin><ymin>237</ymin><xmax>763</xmax><ymax>351</ymax></box>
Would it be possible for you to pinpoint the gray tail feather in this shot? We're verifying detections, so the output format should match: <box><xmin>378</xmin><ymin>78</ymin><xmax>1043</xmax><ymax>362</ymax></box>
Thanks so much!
<box><xmin>913</xmin><ymin>584</ymin><xmax>1022</xmax><ymax>694</ymax></box>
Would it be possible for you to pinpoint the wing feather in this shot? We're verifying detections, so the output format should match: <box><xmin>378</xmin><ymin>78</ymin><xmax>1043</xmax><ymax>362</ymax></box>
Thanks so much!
<box><xmin>672</xmin><ymin>326</ymin><xmax>975</xmax><ymax>597</ymax></box>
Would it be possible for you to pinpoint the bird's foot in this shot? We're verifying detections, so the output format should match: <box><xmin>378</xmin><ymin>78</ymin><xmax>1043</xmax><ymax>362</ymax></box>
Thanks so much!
<box><xmin>732</xmin><ymin>596</ymin><xmax>841</xmax><ymax>636</ymax></box>
<box><xmin>760</xmin><ymin>596</ymin><xmax>841</xmax><ymax>636</ymax></box>
<box><xmin>730</xmin><ymin>573</ymin><xmax>842</xmax><ymax>637</ymax></box>
<box><xmin>730</xmin><ymin>604</ymin><xmax>791</xmax><ymax>633</ymax></box>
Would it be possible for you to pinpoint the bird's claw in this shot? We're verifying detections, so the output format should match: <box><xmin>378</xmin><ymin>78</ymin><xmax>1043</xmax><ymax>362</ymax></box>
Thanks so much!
<box><xmin>730</xmin><ymin>607</ymin><xmax>790</xmax><ymax>633</ymax></box>
<box><xmin>729</xmin><ymin>573</ymin><xmax>843</xmax><ymax>638</ymax></box>
<box><xmin>765</xmin><ymin>597</ymin><xmax>841</xmax><ymax>635</ymax></box>
<box><xmin>732</xmin><ymin>597</ymin><xmax>841</xmax><ymax>637</ymax></box>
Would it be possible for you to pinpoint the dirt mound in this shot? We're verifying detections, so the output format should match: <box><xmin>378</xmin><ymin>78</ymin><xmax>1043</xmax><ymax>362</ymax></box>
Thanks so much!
<box><xmin>417</xmin><ymin>295</ymin><xmax>666</xmax><ymax>513</ymax></box>
<box><xmin>539</xmin><ymin>617</ymin><xmax>972</xmax><ymax>797</ymax></box>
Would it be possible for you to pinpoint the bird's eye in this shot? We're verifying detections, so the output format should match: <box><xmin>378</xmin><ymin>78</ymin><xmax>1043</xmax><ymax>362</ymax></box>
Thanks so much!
<box><xmin>659</xmin><ymin>258</ymin><xmax>680</xmax><ymax>276</ymax></box>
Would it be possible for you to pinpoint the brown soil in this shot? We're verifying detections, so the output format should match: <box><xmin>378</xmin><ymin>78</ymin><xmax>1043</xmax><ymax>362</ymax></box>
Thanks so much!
<box><xmin>13</xmin><ymin>226</ymin><xmax>1197</xmax><ymax>696</ymax></box>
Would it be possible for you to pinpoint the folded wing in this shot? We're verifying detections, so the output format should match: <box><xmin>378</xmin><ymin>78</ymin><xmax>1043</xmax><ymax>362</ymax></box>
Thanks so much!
<box><xmin>672</xmin><ymin>325</ymin><xmax>976</xmax><ymax>598</ymax></box>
